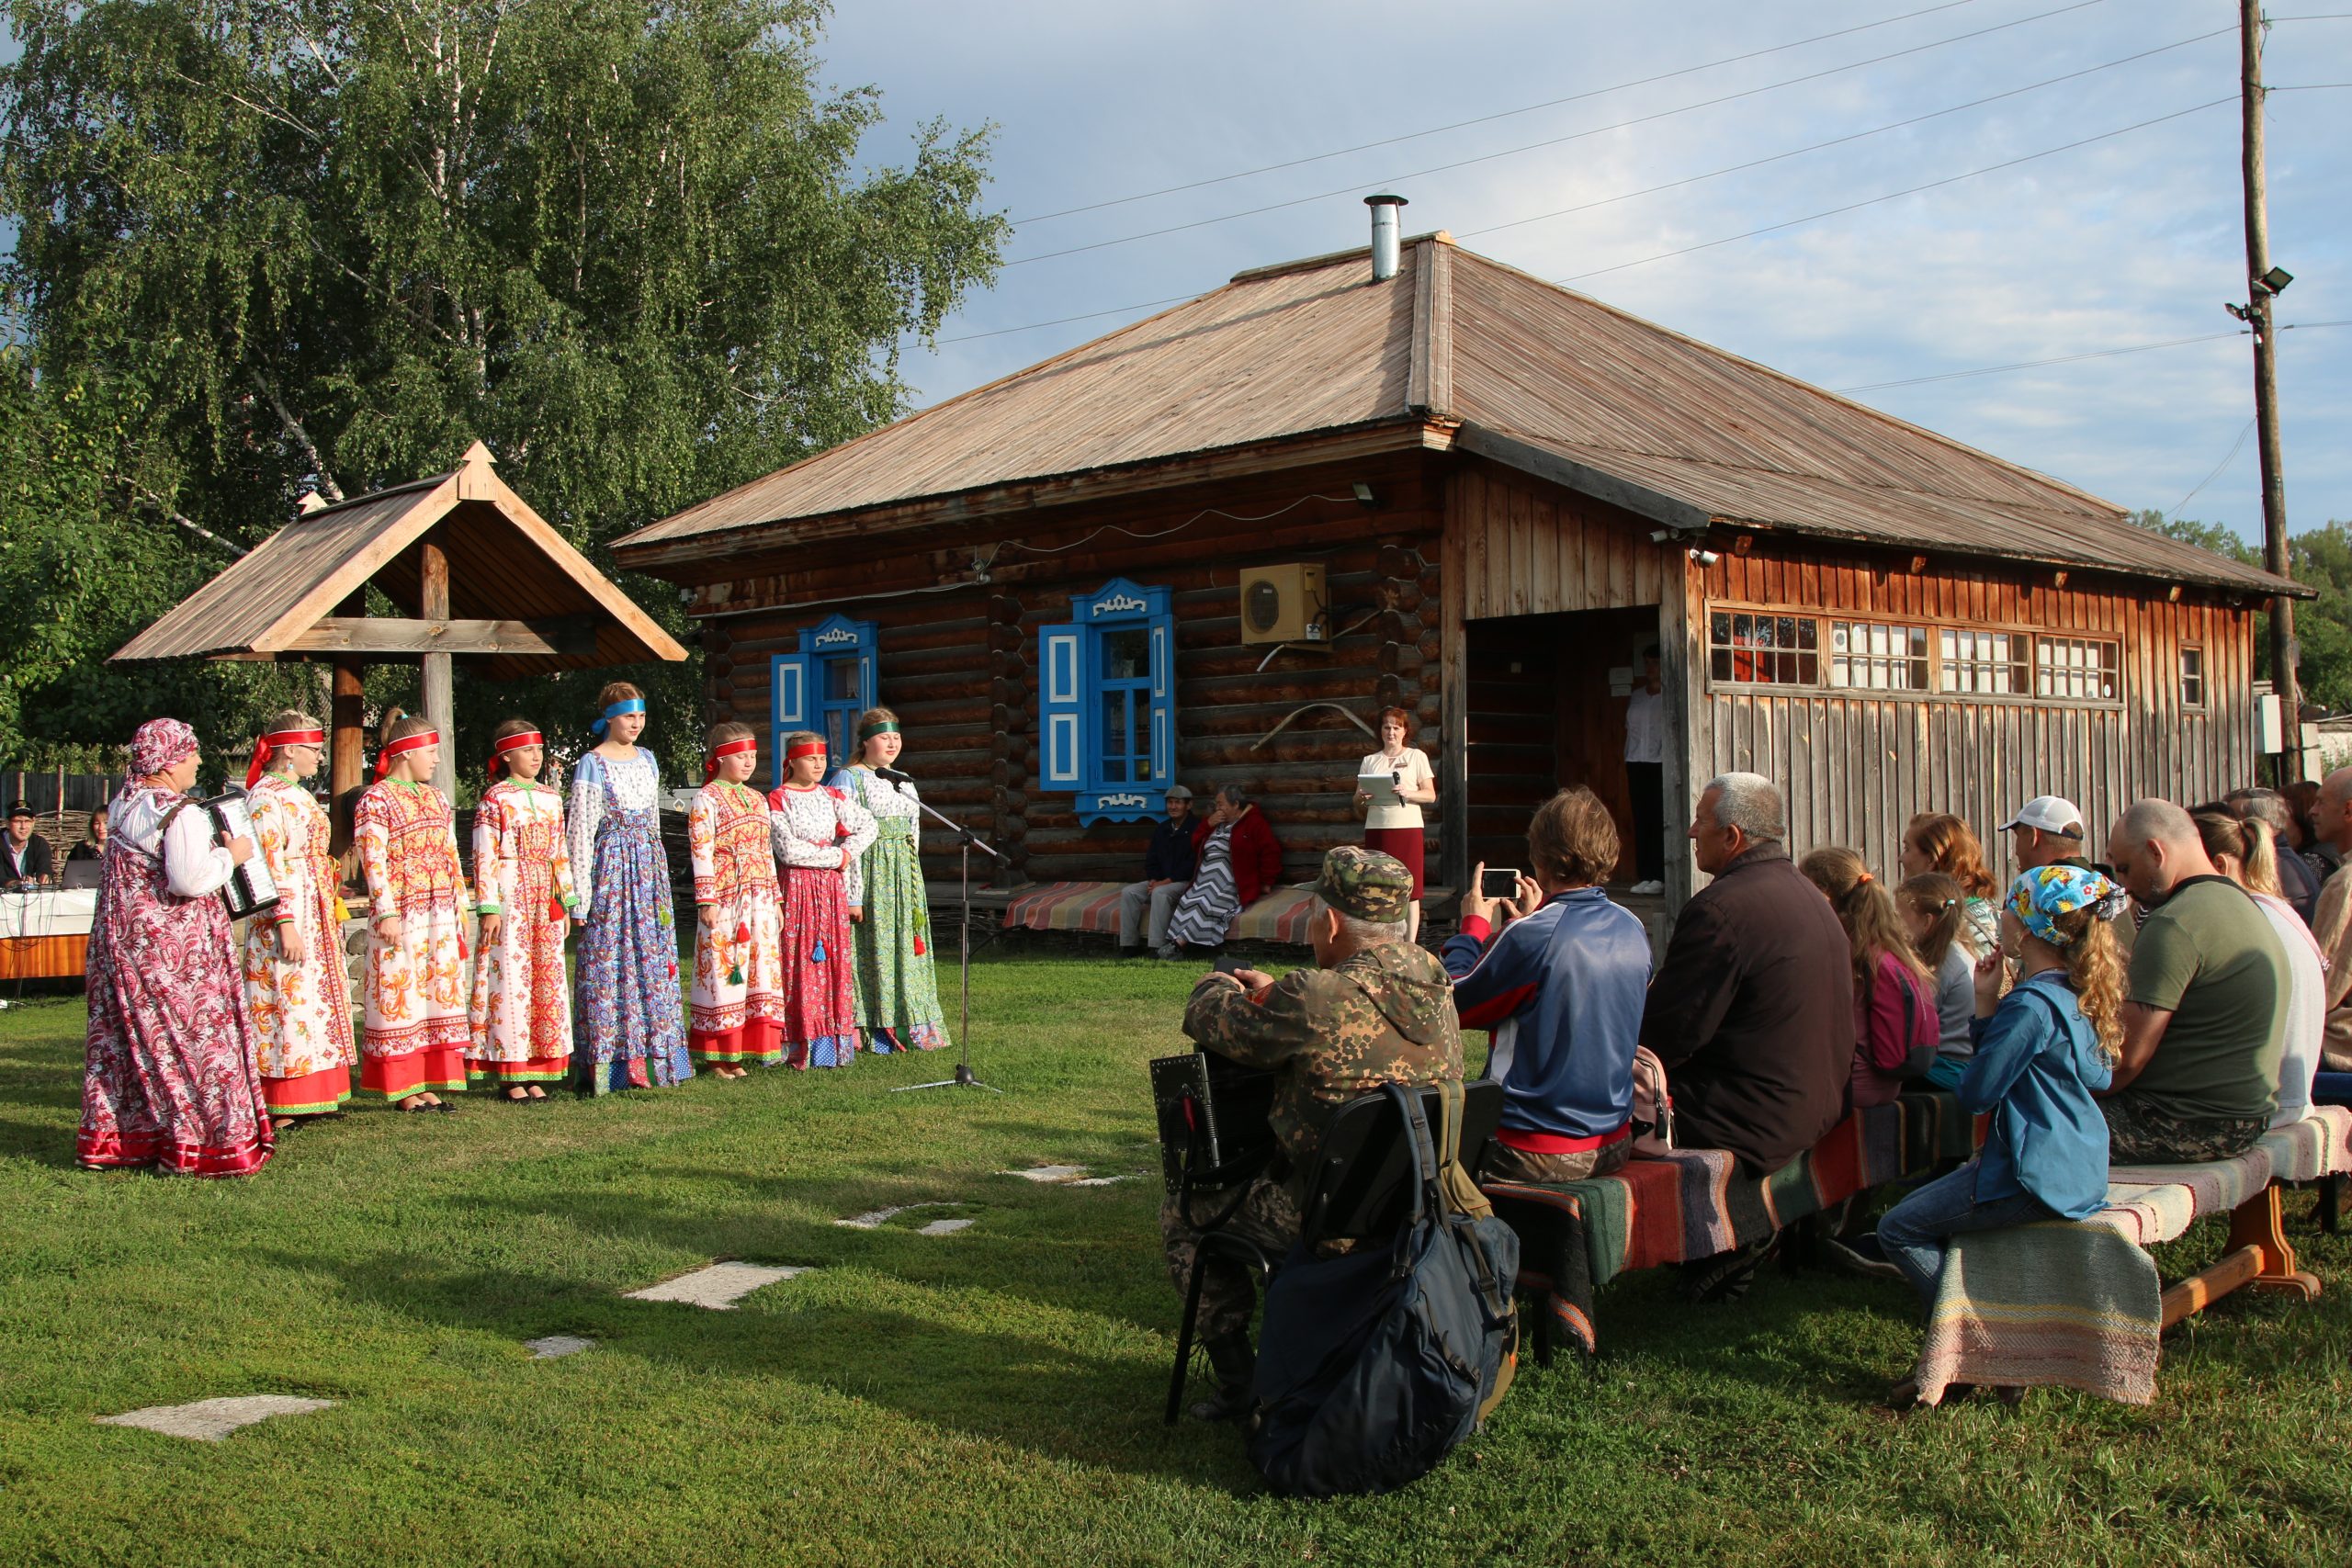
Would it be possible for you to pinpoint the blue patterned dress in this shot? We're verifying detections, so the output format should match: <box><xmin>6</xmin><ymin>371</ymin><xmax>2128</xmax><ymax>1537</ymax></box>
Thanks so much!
<box><xmin>570</xmin><ymin>749</ymin><xmax>690</xmax><ymax>1091</ymax></box>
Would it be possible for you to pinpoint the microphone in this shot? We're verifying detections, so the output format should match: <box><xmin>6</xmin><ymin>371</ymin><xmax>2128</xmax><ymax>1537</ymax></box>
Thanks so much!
<box><xmin>875</xmin><ymin>767</ymin><xmax>917</xmax><ymax>787</ymax></box>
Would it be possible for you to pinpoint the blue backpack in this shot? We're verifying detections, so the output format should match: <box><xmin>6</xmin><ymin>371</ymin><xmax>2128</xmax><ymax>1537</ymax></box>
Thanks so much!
<box><xmin>1245</xmin><ymin>1082</ymin><xmax>1520</xmax><ymax>1497</ymax></box>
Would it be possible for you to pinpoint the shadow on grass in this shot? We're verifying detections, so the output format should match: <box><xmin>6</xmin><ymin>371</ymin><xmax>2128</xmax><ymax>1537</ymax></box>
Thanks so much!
<box><xmin>247</xmin><ymin>1239</ymin><xmax>1248</xmax><ymax>1489</ymax></box>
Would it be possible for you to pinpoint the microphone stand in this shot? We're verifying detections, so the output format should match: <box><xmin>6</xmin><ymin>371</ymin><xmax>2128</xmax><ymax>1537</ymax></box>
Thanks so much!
<box><xmin>885</xmin><ymin>777</ymin><xmax>1004</xmax><ymax>1094</ymax></box>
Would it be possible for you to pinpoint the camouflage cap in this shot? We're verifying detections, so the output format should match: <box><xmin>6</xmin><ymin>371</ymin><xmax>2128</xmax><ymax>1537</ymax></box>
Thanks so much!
<box><xmin>1316</xmin><ymin>844</ymin><xmax>1414</xmax><ymax>923</ymax></box>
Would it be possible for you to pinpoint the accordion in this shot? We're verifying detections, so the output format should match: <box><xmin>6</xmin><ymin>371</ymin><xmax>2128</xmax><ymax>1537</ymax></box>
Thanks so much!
<box><xmin>197</xmin><ymin>788</ymin><xmax>282</xmax><ymax>922</ymax></box>
<box><xmin>1149</xmin><ymin>1049</ymin><xmax>1279</xmax><ymax>1194</ymax></box>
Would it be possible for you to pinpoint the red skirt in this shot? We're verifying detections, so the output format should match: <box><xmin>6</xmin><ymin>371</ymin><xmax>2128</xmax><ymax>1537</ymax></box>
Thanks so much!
<box><xmin>1363</xmin><ymin>828</ymin><xmax>1427</xmax><ymax>898</ymax></box>
<box><xmin>778</xmin><ymin>866</ymin><xmax>859</xmax><ymax>1068</ymax></box>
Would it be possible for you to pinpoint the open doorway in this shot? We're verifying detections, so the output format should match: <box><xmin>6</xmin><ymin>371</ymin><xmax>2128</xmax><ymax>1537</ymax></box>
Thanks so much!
<box><xmin>1464</xmin><ymin>606</ymin><xmax>1663</xmax><ymax>889</ymax></box>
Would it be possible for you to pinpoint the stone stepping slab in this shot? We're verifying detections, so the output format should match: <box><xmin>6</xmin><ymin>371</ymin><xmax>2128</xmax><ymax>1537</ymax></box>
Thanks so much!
<box><xmin>1001</xmin><ymin>1165</ymin><xmax>1136</xmax><ymax>1187</ymax></box>
<box><xmin>525</xmin><ymin>1335</ymin><xmax>596</xmax><ymax>1359</ymax></box>
<box><xmin>624</xmin><ymin>1262</ymin><xmax>806</xmax><ymax>1310</ymax></box>
<box><xmin>835</xmin><ymin>1203</ymin><xmax>953</xmax><ymax>1231</ymax></box>
<box><xmin>98</xmin><ymin>1395</ymin><xmax>334</xmax><ymax>1442</ymax></box>
<box><xmin>917</xmin><ymin>1217</ymin><xmax>975</xmax><ymax>1236</ymax></box>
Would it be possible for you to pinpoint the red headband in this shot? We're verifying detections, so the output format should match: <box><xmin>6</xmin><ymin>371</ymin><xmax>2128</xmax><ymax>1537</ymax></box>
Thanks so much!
<box><xmin>244</xmin><ymin>728</ymin><xmax>325</xmax><ymax>789</ymax></box>
<box><xmin>375</xmin><ymin>729</ymin><xmax>438</xmax><ymax>781</ymax></box>
<box><xmin>704</xmin><ymin>735</ymin><xmax>758</xmax><ymax>784</ymax></box>
<box><xmin>487</xmin><ymin>729</ymin><xmax>544</xmax><ymax>782</ymax></box>
<box><xmin>786</xmin><ymin>739</ymin><xmax>826</xmax><ymax>762</ymax></box>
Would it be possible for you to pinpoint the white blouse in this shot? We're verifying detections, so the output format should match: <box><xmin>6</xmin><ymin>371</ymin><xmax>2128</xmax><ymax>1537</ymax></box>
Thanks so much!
<box><xmin>1360</xmin><ymin>747</ymin><xmax>1435</xmax><ymax>832</ymax></box>
<box><xmin>111</xmin><ymin>789</ymin><xmax>236</xmax><ymax>898</ymax></box>
<box><xmin>568</xmin><ymin>748</ymin><xmax>662</xmax><ymax>878</ymax></box>
<box><xmin>769</xmin><ymin>784</ymin><xmax>878</xmax><ymax>908</ymax></box>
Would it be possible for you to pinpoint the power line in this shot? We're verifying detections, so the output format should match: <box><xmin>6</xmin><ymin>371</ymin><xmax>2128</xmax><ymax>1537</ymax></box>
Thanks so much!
<box><xmin>1836</xmin><ymin>330</ymin><xmax>2250</xmax><ymax>390</ymax></box>
<box><xmin>1458</xmin><ymin>27</ymin><xmax>2227</xmax><ymax>243</ymax></box>
<box><xmin>1002</xmin><ymin>0</ymin><xmax>2109</xmax><ymax>267</ymax></box>
<box><xmin>939</xmin><ymin>102</ymin><xmax>2265</xmax><ymax>348</ymax></box>
<box><xmin>1559</xmin><ymin>96</ymin><xmax>2234</xmax><ymax>281</ymax></box>
<box><xmin>2169</xmin><ymin>420</ymin><xmax>2257</xmax><ymax>520</ymax></box>
<box><xmin>1011</xmin><ymin>0</ymin><xmax>1989</xmax><ymax>225</ymax></box>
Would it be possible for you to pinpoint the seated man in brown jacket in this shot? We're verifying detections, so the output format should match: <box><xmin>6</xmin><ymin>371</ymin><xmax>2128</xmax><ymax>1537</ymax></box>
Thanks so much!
<box><xmin>1641</xmin><ymin>772</ymin><xmax>1856</xmax><ymax>1301</ymax></box>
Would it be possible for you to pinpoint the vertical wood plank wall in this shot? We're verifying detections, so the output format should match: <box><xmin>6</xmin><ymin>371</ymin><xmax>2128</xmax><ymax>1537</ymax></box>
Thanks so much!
<box><xmin>1444</xmin><ymin>457</ymin><xmax>2256</xmax><ymax>891</ymax></box>
<box><xmin>1442</xmin><ymin>461</ymin><xmax>1693</xmax><ymax>897</ymax></box>
<box><xmin>1690</xmin><ymin>548</ymin><xmax>2256</xmax><ymax>870</ymax></box>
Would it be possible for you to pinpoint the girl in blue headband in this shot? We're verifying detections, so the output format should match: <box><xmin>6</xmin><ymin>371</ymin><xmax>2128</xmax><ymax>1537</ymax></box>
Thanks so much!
<box><xmin>1871</xmin><ymin>863</ymin><xmax>2125</xmax><ymax>1404</ymax></box>
<box><xmin>570</xmin><ymin>680</ymin><xmax>690</xmax><ymax>1093</ymax></box>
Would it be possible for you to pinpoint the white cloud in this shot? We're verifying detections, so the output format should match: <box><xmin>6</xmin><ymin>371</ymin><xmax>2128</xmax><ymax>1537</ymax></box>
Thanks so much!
<box><xmin>823</xmin><ymin>0</ymin><xmax>2352</xmax><ymax>538</ymax></box>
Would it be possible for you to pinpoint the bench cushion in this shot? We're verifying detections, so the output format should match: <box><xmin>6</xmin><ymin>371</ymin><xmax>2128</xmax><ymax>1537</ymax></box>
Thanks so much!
<box><xmin>1480</xmin><ymin>1092</ymin><xmax>1978</xmax><ymax>1357</ymax></box>
<box><xmin>1001</xmin><ymin>880</ymin><xmax>1317</xmax><ymax>944</ymax></box>
<box><xmin>1912</xmin><ymin>1104</ymin><xmax>2352</xmax><ymax>1406</ymax></box>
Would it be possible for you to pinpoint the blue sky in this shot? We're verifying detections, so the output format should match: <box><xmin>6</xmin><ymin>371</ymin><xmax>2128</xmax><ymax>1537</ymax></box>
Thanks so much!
<box><xmin>819</xmin><ymin>0</ymin><xmax>2351</xmax><ymax>546</ymax></box>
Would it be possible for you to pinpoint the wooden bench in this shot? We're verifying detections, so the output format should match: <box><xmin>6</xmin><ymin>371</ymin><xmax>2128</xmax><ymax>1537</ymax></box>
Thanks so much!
<box><xmin>1909</xmin><ymin>1105</ymin><xmax>2352</xmax><ymax>1404</ymax></box>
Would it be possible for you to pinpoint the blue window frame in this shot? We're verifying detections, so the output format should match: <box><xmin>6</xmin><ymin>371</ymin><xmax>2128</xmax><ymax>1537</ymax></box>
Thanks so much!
<box><xmin>772</xmin><ymin>615</ymin><xmax>876</xmax><ymax>777</ymax></box>
<box><xmin>1039</xmin><ymin>579</ymin><xmax>1175</xmax><ymax>826</ymax></box>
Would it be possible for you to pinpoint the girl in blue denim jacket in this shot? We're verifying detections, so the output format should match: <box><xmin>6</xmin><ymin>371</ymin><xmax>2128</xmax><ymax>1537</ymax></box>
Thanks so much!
<box><xmin>1874</xmin><ymin>864</ymin><xmax>2126</xmax><ymax>1314</ymax></box>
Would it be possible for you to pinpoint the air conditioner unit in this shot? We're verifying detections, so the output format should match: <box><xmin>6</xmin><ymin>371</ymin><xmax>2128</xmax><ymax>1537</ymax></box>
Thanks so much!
<box><xmin>1238</xmin><ymin>562</ymin><xmax>1329</xmax><ymax>646</ymax></box>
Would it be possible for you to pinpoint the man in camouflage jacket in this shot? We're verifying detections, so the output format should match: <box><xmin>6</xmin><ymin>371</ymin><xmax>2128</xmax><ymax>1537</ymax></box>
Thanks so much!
<box><xmin>1162</xmin><ymin>845</ymin><xmax>1472</xmax><ymax>1420</ymax></box>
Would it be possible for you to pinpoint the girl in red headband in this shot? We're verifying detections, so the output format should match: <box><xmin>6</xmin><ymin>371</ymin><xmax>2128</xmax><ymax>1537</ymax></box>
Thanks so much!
<box><xmin>355</xmin><ymin>714</ymin><xmax>468</xmax><ymax>1111</ymax></box>
<box><xmin>687</xmin><ymin>722</ymin><xmax>786</xmax><ymax>1076</ymax></box>
<box><xmin>768</xmin><ymin>728</ymin><xmax>876</xmax><ymax>1068</ymax></box>
<box><xmin>467</xmin><ymin>717</ymin><xmax>580</xmax><ymax>1100</ymax></box>
<box><xmin>240</xmin><ymin>709</ymin><xmax>355</xmax><ymax>1129</ymax></box>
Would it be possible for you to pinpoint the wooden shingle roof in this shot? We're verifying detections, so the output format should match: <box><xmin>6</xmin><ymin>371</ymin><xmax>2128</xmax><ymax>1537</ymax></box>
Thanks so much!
<box><xmin>115</xmin><ymin>443</ymin><xmax>689</xmax><ymax>678</ymax></box>
<box><xmin>617</xmin><ymin>238</ymin><xmax>2293</xmax><ymax>596</ymax></box>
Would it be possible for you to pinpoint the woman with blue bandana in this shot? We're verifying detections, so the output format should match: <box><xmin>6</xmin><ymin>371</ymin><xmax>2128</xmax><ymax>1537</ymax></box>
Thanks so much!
<box><xmin>569</xmin><ymin>681</ymin><xmax>691</xmax><ymax>1092</ymax></box>
<box><xmin>1868</xmin><ymin>864</ymin><xmax>2125</xmax><ymax>1355</ymax></box>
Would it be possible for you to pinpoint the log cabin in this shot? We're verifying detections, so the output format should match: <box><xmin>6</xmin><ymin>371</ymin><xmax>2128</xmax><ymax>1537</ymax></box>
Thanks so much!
<box><xmin>613</xmin><ymin>215</ymin><xmax>2300</xmax><ymax>937</ymax></box>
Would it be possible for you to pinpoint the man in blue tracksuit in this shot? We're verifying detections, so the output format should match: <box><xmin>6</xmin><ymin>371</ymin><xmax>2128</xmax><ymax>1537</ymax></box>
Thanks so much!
<box><xmin>1442</xmin><ymin>788</ymin><xmax>1653</xmax><ymax>1183</ymax></box>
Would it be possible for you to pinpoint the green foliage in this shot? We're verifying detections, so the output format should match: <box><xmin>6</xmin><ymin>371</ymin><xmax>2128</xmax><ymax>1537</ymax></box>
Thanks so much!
<box><xmin>1</xmin><ymin>0</ymin><xmax>1004</xmax><ymax>775</ymax></box>
<box><xmin>0</xmin><ymin>350</ymin><xmax>313</xmax><ymax>769</ymax></box>
<box><xmin>2132</xmin><ymin>509</ymin><xmax>2352</xmax><ymax>712</ymax></box>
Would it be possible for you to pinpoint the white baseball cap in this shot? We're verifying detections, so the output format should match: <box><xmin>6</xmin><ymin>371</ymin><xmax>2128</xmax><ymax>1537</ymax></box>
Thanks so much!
<box><xmin>1999</xmin><ymin>795</ymin><xmax>2086</xmax><ymax>839</ymax></box>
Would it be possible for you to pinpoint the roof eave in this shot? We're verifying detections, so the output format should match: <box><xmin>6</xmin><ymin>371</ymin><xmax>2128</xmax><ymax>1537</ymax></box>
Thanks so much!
<box><xmin>614</xmin><ymin>415</ymin><xmax>1449</xmax><ymax>576</ymax></box>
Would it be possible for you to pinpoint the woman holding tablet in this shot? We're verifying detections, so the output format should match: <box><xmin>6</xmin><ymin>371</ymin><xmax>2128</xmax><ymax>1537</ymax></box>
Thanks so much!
<box><xmin>1353</xmin><ymin>705</ymin><xmax>1437</xmax><ymax>944</ymax></box>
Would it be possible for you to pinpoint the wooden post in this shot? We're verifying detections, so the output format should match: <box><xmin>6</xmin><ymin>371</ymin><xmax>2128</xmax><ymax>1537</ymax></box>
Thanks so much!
<box><xmin>419</xmin><ymin>525</ymin><xmax>457</xmax><ymax>802</ymax></box>
<box><xmin>2243</xmin><ymin>0</ymin><xmax>2300</xmax><ymax>780</ymax></box>
<box><xmin>330</xmin><ymin>659</ymin><xmax>366</xmax><ymax>859</ymax></box>
<box><xmin>1659</xmin><ymin>552</ymin><xmax>1702</xmax><ymax>915</ymax></box>
<box><xmin>1439</xmin><ymin>510</ymin><xmax>1470</xmax><ymax>899</ymax></box>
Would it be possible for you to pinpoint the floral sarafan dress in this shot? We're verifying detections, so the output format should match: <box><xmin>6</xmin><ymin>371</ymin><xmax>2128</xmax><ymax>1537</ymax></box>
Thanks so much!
<box><xmin>767</xmin><ymin>782</ymin><xmax>876</xmax><ymax>1068</ymax></box>
<box><xmin>687</xmin><ymin>778</ymin><xmax>786</xmax><ymax>1067</ymax></box>
<box><xmin>354</xmin><ymin>777</ymin><xmax>469</xmax><ymax>1100</ymax></box>
<box><xmin>467</xmin><ymin>777</ymin><xmax>579</xmax><ymax>1084</ymax></box>
<box><xmin>242</xmin><ymin>772</ymin><xmax>356</xmax><ymax>1115</ymax></box>
<box><xmin>79</xmin><ymin>785</ymin><xmax>274</xmax><ymax>1176</ymax></box>
<box><xmin>570</xmin><ymin>748</ymin><xmax>690</xmax><ymax>1092</ymax></box>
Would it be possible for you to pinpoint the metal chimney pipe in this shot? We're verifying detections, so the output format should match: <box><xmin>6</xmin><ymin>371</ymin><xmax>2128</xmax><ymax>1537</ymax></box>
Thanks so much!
<box><xmin>1365</xmin><ymin>193</ymin><xmax>1408</xmax><ymax>282</ymax></box>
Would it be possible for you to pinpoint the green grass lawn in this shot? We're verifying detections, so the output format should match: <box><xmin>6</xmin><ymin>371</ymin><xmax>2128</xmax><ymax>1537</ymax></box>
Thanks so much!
<box><xmin>4</xmin><ymin>953</ymin><xmax>2350</xmax><ymax>1567</ymax></box>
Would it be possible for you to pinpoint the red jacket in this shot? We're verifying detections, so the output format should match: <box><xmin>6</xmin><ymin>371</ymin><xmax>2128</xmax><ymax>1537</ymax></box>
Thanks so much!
<box><xmin>1226</xmin><ymin>805</ymin><xmax>1284</xmax><ymax>909</ymax></box>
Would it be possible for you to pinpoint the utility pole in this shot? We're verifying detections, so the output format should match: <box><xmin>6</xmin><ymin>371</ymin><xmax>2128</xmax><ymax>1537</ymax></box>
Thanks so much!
<box><xmin>2242</xmin><ymin>0</ymin><xmax>2301</xmax><ymax>781</ymax></box>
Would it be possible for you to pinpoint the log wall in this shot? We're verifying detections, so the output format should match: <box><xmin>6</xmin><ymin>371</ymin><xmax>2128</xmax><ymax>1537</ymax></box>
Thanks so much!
<box><xmin>692</xmin><ymin>456</ymin><xmax>1445</xmax><ymax>891</ymax></box>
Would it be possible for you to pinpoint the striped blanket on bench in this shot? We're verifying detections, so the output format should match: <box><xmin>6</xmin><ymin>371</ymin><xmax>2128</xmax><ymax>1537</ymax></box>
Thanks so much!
<box><xmin>1002</xmin><ymin>881</ymin><xmax>1322</xmax><ymax>944</ymax></box>
<box><xmin>1910</xmin><ymin>1103</ymin><xmax>2352</xmax><ymax>1405</ymax></box>
<box><xmin>1481</xmin><ymin>1092</ymin><xmax>1981</xmax><ymax>1359</ymax></box>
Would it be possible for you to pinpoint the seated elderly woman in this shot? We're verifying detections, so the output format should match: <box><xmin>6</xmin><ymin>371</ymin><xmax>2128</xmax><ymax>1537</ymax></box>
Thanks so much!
<box><xmin>1158</xmin><ymin>784</ymin><xmax>1283</xmax><ymax>960</ymax></box>
<box><xmin>1442</xmin><ymin>787</ymin><xmax>1650</xmax><ymax>1183</ymax></box>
